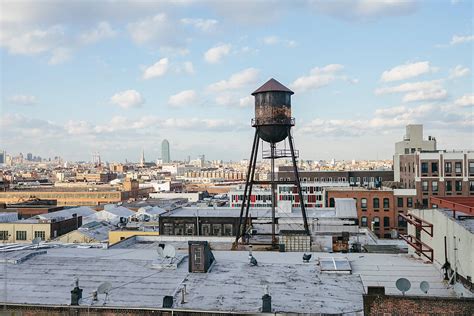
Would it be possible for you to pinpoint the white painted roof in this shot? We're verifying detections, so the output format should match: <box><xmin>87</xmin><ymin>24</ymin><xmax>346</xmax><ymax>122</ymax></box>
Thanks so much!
<box><xmin>33</xmin><ymin>207</ymin><xmax>95</xmax><ymax>220</ymax></box>
<box><xmin>0</xmin><ymin>245</ymin><xmax>455</xmax><ymax>313</ymax></box>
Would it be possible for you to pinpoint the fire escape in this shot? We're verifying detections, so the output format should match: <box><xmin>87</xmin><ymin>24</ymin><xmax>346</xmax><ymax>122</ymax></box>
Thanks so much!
<box><xmin>399</xmin><ymin>213</ymin><xmax>434</xmax><ymax>262</ymax></box>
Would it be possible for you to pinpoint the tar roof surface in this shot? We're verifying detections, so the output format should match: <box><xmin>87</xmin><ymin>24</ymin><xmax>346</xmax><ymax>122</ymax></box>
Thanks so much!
<box><xmin>0</xmin><ymin>246</ymin><xmax>454</xmax><ymax>314</ymax></box>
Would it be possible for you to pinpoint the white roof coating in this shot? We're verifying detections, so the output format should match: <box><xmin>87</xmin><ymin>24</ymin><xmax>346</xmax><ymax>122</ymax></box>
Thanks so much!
<box><xmin>334</xmin><ymin>198</ymin><xmax>357</xmax><ymax>218</ymax></box>
<box><xmin>33</xmin><ymin>207</ymin><xmax>95</xmax><ymax>220</ymax></box>
<box><xmin>0</xmin><ymin>212</ymin><xmax>18</xmax><ymax>223</ymax></box>
<box><xmin>0</xmin><ymin>246</ymin><xmax>455</xmax><ymax>313</ymax></box>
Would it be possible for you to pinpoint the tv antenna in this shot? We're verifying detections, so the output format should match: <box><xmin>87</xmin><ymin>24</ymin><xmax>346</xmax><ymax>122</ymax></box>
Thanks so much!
<box><xmin>420</xmin><ymin>281</ymin><xmax>430</xmax><ymax>294</ymax></box>
<box><xmin>395</xmin><ymin>278</ymin><xmax>411</xmax><ymax>295</ymax></box>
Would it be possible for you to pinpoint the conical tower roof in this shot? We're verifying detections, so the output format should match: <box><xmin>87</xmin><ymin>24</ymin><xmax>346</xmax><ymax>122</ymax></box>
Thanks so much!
<box><xmin>251</xmin><ymin>78</ymin><xmax>294</xmax><ymax>95</ymax></box>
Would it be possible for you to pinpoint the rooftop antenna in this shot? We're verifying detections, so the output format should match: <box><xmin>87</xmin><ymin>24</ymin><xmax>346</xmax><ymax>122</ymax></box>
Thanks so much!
<box><xmin>395</xmin><ymin>278</ymin><xmax>411</xmax><ymax>295</ymax></box>
<box><xmin>97</xmin><ymin>282</ymin><xmax>112</xmax><ymax>305</ymax></box>
<box><xmin>420</xmin><ymin>281</ymin><xmax>430</xmax><ymax>294</ymax></box>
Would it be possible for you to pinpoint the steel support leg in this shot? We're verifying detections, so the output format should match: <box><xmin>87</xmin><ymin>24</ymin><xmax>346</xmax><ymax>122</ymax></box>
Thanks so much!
<box><xmin>288</xmin><ymin>127</ymin><xmax>310</xmax><ymax>235</ymax></box>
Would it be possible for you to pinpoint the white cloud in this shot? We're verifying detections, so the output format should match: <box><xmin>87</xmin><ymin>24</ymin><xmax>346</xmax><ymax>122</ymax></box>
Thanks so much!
<box><xmin>239</xmin><ymin>96</ymin><xmax>253</xmax><ymax>107</ymax></box>
<box><xmin>208</xmin><ymin>68</ymin><xmax>260</xmax><ymax>92</ymax></box>
<box><xmin>181</xmin><ymin>18</ymin><xmax>218</xmax><ymax>31</ymax></box>
<box><xmin>48</xmin><ymin>47</ymin><xmax>71</xmax><ymax>65</ymax></box>
<box><xmin>375</xmin><ymin>80</ymin><xmax>443</xmax><ymax>95</ymax></box>
<box><xmin>127</xmin><ymin>13</ymin><xmax>180</xmax><ymax>48</ymax></box>
<box><xmin>309</xmin><ymin>0</ymin><xmax>418</xmax><ymax>21</ymax></box>
<box><xmin>402</xmin><ymin>89</ymin><xmax>447</xmax><ymax>102</ymax></box>
<box><xmin>143</xmin><ymin>58</ymin><xmax>169</xmax><ymax>79</ymax></box>
<box><xmin>204</xmin><ymin>43</ymin><xmax>231</xmax><ymax>63</ymax></box>
<box><xmin>290</xmin><ymin>64</ymin><xmax>354</xmax><ymax>92</ymax></box>
<box><xmin>375</xmin><ymin>79</ymin><xmax>447</xmax><ymax>103</ymax></box>
<box><xmin>8</xmin><ymin>95</ymin><xmax>37</xmax><ymax>105</ymax></box>
<box><xmin>168</xmin><ymin>90</ymin><xmax>197</xmax><ymax>107</ymax></box>
<box><xmin>449</xmin><ymin>65</ymin><xmax>470</xmax><ymax>79</ymax></box>
<box><xmin>79</xmin><ymin>21</ymin><xmax>116</xmax><ymax>44</ymax></box>
<box><xmin>0</xmin><ymin>24</ymin><xmax>64</xmax><ymax>55</ymax></box>
<box><xmin>454</xmin><ymin>94</ymin><xmax>474</xmax><ymax>107</ymax></box>
<box><xmin>110</xmin><ymin>90</ymin><xmax>144</xmax><ymax>109</ymax></box>
<box><xmin>263</xmin><ymin>35</ymin><xmax>297</xmax><ymax>47</ymax></box>
<box><xmin>181</xmin><ymin>61</ymin><xmax>195</xmax><ymax>74</ymax></box>
<box><xmin>451</xmin><ymin>34</ymin><xmax>474</xmax><ymax>45</ymax></box>
<box><xmin>381</xmin><ymin>61</ymin><xmax>436</xmax><ymax>82</ymax></box>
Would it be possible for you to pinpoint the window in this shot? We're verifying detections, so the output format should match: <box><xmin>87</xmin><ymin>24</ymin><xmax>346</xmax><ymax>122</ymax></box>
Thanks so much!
<box><xmin>446</xmin><ymin>180</ymin><xmax>452</xmax><ymax>192</ymax></box>
<box><xmin>398</xmin><ymin>215</ymin><xmax>407</xmax><ymax>228</ymax></box>
<box><xmin>397</xmin><ymin>197</ymin><xmax>403</xmax><ymax>208</ymax></box>
<box><xmin>383</xmin><ymin>198</ymin><xmax>390</xmax><ymax>209</ymax></box>
<box><xmin>16</xmin><ymin>231</ymin><xmax>27</xmax><ymax>241</ymax></box>
<box><xmin>34</xmin><ymin>231</ymin><xmax>45</xmax><ymax>241</ymax></box>
<box><xmin>422</xmin><ymin>181</ymin><xmax>428</xmax><ymax>191</ymax></box>
<box><xmin>361</xmin><ymin>216</ymin><xmax>368</xmax><ymax>227</ymax></box>
<box><xmin>432</xmin><ymin>181</ymin><xmax>438</xmax><ymax>192</ymax></box>
<box><xmin>373</xmin><ymin>217</ymin><xmax>380</xmax><ymax>228</ymax></box>
<box><xmin>470</xmin><ymin>181</ymin><xmax>474</xmax><ymax>192</ymax></box>
<box><xmin>201</xmin><ymin>224</ymin><xmax>211</xmax><ymax>236</ymax></box>
<box><xmin>361</xmin><ymin>198</ymin><xmax>367</xmax><ymax>208</ymax></box>
<box><xmin>373</xmin><ymin>198</ymin><xmax>380</xmax><ymax>209</ymax></box>
<box><xmin>329</xmin><ymin>198</ymin><xmax>335</xmax><ymax>207</ymax></box>
<box><xmin>383</xmin><ymin>217</ymin><xmax>390</xmax><ymax>227</ymax></box>
<box><xmin>185</xmin><ymin>224</ymin><xmax>195</xmax><ymax>236</ymax></box>
<box><xmin>163</xmin><ymin>223</ymin><xmax>173</xmax><ymax>235</ymax></box>
<box><xmin>421</xmin><ymin>162</ymin><xmax>428</xmax><ymax>173</ymax></box>
<box><xmin>174</xmin><ymin>224</ymin><xmax>184</xmax><ymax>235</ymax></box>
<box><xmin>455</xmin><ymin>181</ymin><xmax>462</xmax><ymax>192</ymax></box>
<box><xmin>0</xmin><ymin>231</ymin><xmax>9</xmax><ymax>240</ymax></box>
<box><xmin>407</xmin><ymin>197</ymin><xmax>413</xmax><ymax>208</ymax></box>
<box><xmin>422</xmin><ymin>199</ymin><xmax>428</xmax><ymax>207</ymax></box>
<box><xmin>469</xmin><ymin>162</ymin><xmax>474</xmax><ymax>174</ymax></box>
<box><xmin>223</xmin><ymin>224</ymin><xmax>233</xmax><ymax>236</ymax></box>
<box><xmin>445</xmin><ymin>162</ymin><xmax>452</xmax><ymax>173</ymax></box>
<box><xmin>212</xmin><ymin>224</ymin><xmax>222</xmax><ymax>236</ymax></box>
<box><xmin>431</xmin><ymin>162</ymin><xmax>438</xmax><ymax>173</ymax></box>
<box><xmin>455</xmin><ymin>162</ymin><xmax>462</xmax><ymax>174</ymax></box>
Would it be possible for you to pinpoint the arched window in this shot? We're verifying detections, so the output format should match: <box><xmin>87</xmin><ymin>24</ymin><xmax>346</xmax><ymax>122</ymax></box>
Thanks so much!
<box><xmin>329</xmin><ymin>198</ymin><xmax>335</xmax><ymax>207</ymax></box>
<box><xmin>361</xmin><ymin>198</ymin><xmax>367</xmax><ymax>208</ymax></box>
<box><xmin>383</xmin><ymin>198</ymin><xmax>390</xmax><ymax>209</ymax></box>
<box><xmin>373</xmin><ymin>198</ymin><xmax>380</xmax><ymax>209</ymax></box>
<box><xmin>361</xmin><ymin>216</ymin><xmax>368</xmax><ymax>227</ymax></box>
<box><xmin>384</xmin><ymin>216</ymin><xmax>390</xmax><ymax>227</ymax></box>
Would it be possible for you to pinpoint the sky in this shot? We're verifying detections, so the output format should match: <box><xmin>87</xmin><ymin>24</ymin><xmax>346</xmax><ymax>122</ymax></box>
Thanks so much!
<box><xmin>0</xmin><ymin>0</ymin><xmax>473</xmax><ymax>163</ymax></box>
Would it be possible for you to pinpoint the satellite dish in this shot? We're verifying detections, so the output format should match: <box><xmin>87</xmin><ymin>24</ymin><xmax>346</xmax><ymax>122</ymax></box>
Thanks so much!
<box><xmin>395</xmin><ymin>278</ymin><xmax>411</xmax><ymax>295</ymax></box>
<box><xmin>420</xmin><ymin>281</ymin><xmax>430</xmax><ymax>294</ymax></box>
<box><xmin>163</xmin><ymin>245</ymin><xmax>176</xmax><ymax>258</ymax></box>
<box><xmin>32</xmin><ymin>237</ymin><xmax>41</xmax><ymax>246</ymax></box>
<box><xmin>97</xmin><ymin>282</ymin><xmax>112</xmax><ymax>295</ymax></box>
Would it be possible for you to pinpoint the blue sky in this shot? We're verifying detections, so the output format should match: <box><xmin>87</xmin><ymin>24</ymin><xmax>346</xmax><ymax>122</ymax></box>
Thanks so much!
<box><xmin>1</xmin><ymin>0</ymin><xmax>472</xmax><ymax>162</ymax></box>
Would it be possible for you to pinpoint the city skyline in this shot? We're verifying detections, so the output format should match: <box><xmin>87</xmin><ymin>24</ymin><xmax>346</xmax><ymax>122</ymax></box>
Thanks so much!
<box><xmin>1</xmin><ymin>0</ymin><xmax>473</xmax><ymax>162</ymax></box>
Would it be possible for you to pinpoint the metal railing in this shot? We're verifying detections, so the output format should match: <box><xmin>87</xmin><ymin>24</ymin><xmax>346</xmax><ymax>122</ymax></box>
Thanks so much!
<box><xmin>251</xmin><ymin>117</ymin><xmax>295</xmax><ymax>127</ymax></box>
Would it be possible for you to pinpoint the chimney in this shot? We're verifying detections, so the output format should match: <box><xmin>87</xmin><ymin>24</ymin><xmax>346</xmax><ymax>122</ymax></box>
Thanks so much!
<box><xmin>70</xmin><ymin>278</ymin><xmax>83</xmax><ymax>306</ymax></box>
<box><xmin>262</xmin><ymin>293</ymin><xmax>272</xmax><ymax>312</ymax></box>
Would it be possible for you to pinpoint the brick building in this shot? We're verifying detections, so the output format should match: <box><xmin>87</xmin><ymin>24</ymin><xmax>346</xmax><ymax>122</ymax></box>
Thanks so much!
<box><xmin>326</xmin><ymin>187</ymin><xmax>398</xmax><ymax>238</ymax></box>
<box><xmin>399</xmin><ymin>150</ymin><xmax>474</xmax><ymax>207</ymax></box>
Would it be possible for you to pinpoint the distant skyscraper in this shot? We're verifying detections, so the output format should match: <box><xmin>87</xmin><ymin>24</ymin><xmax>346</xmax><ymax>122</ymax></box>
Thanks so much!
<box><xmin>162</xmin><ymin>140</ymin><xmax>170</xmax><ymax>163</ymax></box>
<box><xmin>27</xmin><ymin>153</ymin><xmax>33</xmax><ymax>161</ymax></box>
<box><xmin>0</xmin><ymin>150</ymin><xmax>5</xmax><ymax>164</ymax></box>
<box><xmin>140</xmin><ymin>149</ymin><xmax>145</xmax><ymax>166</ymax></box>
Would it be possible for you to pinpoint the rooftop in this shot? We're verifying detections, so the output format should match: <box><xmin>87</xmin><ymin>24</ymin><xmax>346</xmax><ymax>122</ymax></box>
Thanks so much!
<box><xmin>0</xmin><ymin>245</ymin><xmax>455</xmax><ymax>313</ymax></box>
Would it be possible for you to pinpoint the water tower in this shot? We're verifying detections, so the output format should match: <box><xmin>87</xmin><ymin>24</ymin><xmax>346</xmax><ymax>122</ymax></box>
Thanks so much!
<box><xmin>235</xmin><ymin>78</ymin><xmax>309</xmax><ymax>248</ymax></box>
